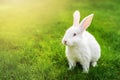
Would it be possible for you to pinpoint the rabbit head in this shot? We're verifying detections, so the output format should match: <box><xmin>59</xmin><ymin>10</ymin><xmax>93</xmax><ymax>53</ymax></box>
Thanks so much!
<box><xmin>62</xmin><ymin>10</ymin><xmax>94</xmax><ymax>46</ymax></box>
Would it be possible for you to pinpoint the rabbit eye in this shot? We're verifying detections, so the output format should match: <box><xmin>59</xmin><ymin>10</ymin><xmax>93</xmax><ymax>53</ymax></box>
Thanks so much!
<box><xmin>73</xmin><ymin>33</ymin><xmax>77</xmax><ymax>36</ymax></box>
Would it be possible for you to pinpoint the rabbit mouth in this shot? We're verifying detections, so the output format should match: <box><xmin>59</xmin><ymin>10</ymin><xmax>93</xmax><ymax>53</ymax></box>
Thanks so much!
<box><xmin>63</xmin><ymin>42</ymin><xmax>68</xmax><ymax>46</ymax></box>
<box><xmin>63</xmin><ymin>41</ymin><xmax>70</xmax><ymax>46</ymax></box>
<box><xmin>62</xmin><ymin>41</ymin><xmax>68</xmax><ymax>46</ymax></box>
<box><xmin>62</xmin><ymin>39</ymin><xmax>73</xmax><ymax>46</ymax></box>
<box><xmin>65</xmin><ymin>42</ymin><xmax>73</xmax><ymax>47</ymax></box>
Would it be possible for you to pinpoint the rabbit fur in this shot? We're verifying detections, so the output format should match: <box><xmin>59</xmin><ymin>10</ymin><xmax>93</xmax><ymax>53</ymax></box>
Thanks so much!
<box><xmin>62</xmin><ymin>10</ymin><xmax>101</xmax><ymax>73</ymax></box>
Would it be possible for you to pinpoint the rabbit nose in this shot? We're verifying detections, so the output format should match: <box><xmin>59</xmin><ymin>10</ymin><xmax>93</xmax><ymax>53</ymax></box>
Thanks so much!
<box><xmin>64</xmin><ymin>40</ymin><xmax>67</xmax><ymax>44</ymax></box>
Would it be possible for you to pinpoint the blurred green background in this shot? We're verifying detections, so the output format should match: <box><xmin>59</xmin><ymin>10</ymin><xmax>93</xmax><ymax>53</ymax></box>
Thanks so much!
<box><xmin>0</xmin><ymin>0</ymin><xmax>120</xmax><ymax>80</ymax></box>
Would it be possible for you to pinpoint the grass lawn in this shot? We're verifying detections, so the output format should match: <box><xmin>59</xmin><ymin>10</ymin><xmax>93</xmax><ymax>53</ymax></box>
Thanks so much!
<box><xmin>0</xmin><ymin>0</ymin><xmax>120</xmax><ymax>80</ymax></box>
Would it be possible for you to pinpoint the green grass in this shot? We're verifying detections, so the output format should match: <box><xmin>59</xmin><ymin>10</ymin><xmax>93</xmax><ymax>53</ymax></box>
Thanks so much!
<box><xmin>0</xmin><ymin>0</ymin><xmax>120</xmax><ymax>80</ymax></box>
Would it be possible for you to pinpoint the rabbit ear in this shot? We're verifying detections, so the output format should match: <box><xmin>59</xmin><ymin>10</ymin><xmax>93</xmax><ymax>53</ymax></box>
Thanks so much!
<box><xmin>80</xmin><ymin>14</ymin><xmax>94</xmax><ymax>32</ymax></box>
<box><xmin>73</xmin><ymin>10</ymin><xmax>80</xmax><ymax>26</ymax></box>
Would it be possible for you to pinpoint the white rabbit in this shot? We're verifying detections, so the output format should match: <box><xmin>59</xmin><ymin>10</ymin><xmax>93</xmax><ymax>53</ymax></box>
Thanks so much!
<box><xmin>62</xmin><ymin>10</ymin><xmax>101</xmax><ymax>73</ymax></box>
